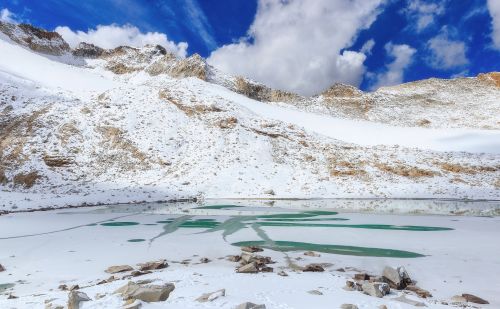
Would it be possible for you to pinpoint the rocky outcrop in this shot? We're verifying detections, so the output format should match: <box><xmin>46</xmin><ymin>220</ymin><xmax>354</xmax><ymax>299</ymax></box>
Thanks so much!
<box><xmin>477</xmin><ymin>72</ymin><xmax>500</xmax><ymax>87</ymax></box>
<box><xmin>0</xmin><ymin>22</ymin><xmax>70</xmax><ymax>55</ymax></box>
<box><xmin>234</xmin><ymin>77</ymin><xmax>300</xmax><ymax>102</ymax></box>
<box><xmin>72</xmin><ymin>42</ymin><xmax>105</xmax><ymax>58</ymax></box>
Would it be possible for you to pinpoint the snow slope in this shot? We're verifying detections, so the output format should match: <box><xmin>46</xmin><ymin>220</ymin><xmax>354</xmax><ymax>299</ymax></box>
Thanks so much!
<box><xmin>0</xmin><ymin>29</ymin><xmax>499</xmax><ymax>211</ymax></box>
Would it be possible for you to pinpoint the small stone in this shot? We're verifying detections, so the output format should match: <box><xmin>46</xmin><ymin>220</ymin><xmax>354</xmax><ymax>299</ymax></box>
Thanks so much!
<box><xmin>260</xmin><ymin>266</ymin><xmax>273</xmax><ymax>273</ymax></box>
<box><xmin>277</xmin><ymin>270</ymin><xmax>288</xmax><ymax>276</ymax></box>
<box><xmin>241</xmin><ymin>246</ymin><xmax>263</xmax><ymax>253</ymax></box>
<box><xmin>200</xmin><ymin>257</ymin><xmax>211</xmax><ymax>263</ymax></box>
<box><xmin>227</xmin><ymin>255</ymin><xmax>241</xmax><ymax>262</ymax></box>
<box><xmin>196</xmin><ymin>289</ymin><xmax>225</xmax><ymax>302</ymax></box>
<box><xmin>7</xmin><ymin>294</ymin><xmax>18</xmax><ymax>299</ymax></box>
<box><xmin>393</xmin><ymin>295</ymin><xmax>425</xmax><ymax>307</ymax></box>
<box><xmin>137</xmin><ymin>260</ymin><xmax>167</xmax><ymax>271</ymax></box>
<box><xmin>304</xmin><ymin>251</ymin><xmax>320</xmax><ymax>257</ymax></box>
<box><xmin>340</xmin><ymin>304</ymin><xmax>358</xmax><ymax>309</ymax></box>
<box><xmin>405</xmin><ymin>285</ymin><xmax>432</xmax><ymax>298</ymax></box>
<box><xmin>237</xmin><ymin>262</ymin><xmax>258</xmax><ymax>273</ymax></box>
<box><xmin>235</xmin><ymin>302</ymin><xmax>266</xmax><ymax>309</ymax></box>
<box><xmin>308</xmin><ymin>290</ymin><xmax>323</xmax><ymax>295</ymax></box>
<box><xmin>97</xmin><ymin>280</ymin><xmax>107</xmax><ymax>285</ymax></box>
<box><xmin>344</xmin><ymin>280</ymin><xmax>362</xmax><ymax>291</ymax></box>
<box><xmin>361</xmin><ymin>282</ymin><xmax>390</xmax><ymax>298</ymax></box>
<box><xmin>58</xmin><ymin>284</ymin><xmax>68</xmax><ymax>291</ymax></box>
<box><xmin>462</xmin><ymin>293</ymin><xmax>489</xmax><ymax>304</ymax></box>
<box><xmin>0</xmin><ymin>264</ymin><xmax>5</xmax><ymax>272</ymax></box>
<box><xmin>123</xmin><ymin>299</ymin><xmax>142</xmax><ymax>309</ymax></box>
<box><xmin>129</xmin><ymin>270</ymin><xmax>152</xmax><ymax>277</ymax></box>
<box><xmin>105</xmin><ymin>265</ymin><xmax>134</xmax><ymax>274</ymax></box>
<box><xmin>67</xmin><ymin>291</ymin><xmax>91</xmax><ymax>309</ymax></box>
<box><xmin>303</xmin><ymin>264</ymin><xmax>324</xmax><ymax>272</ymax></box>
<box><xmin>336</xmin><ymin>268</ymin><xmax>346</xmax><ymax>272</ymax></box>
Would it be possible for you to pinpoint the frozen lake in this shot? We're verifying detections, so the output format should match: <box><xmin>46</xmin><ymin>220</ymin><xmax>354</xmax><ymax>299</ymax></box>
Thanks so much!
<box><xmin>0</xmin><ymin>199</ymin><xmax>499</xmax><ymax>308</ymax></box>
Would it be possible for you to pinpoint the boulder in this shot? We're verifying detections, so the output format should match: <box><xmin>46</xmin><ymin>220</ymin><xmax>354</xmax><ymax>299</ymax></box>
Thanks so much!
<box><xmin>106</xmin><ymin>265</ymin><xmax>134</xmax><ymax>274</ymax></box>
<box><xmin>200</xmin><ymin>257</ymin><xmax>211</xmax><ymax>263</ymax></box>
<box><xmin>0</xmin><ymin>264</ymin><xmax>5</xmax><ymax>272</ymax></box>
<box><xmin>235</xmin><ymin>302</ymin><xmax>266</xmax><ymax>309</ymax></box>
<box><xmin>237</xmin><ymin>262</ymin><xmax>258</xmax><ymax>273</ymax></box>
<box><xmin>340</xmin><ymin>305</ymin><xmax>358</xmax><ymax>309</ymax></box>
<box><xmin>450</xmin><ymin>295</ymin><xmax>467</xmax><ymax>303</ymax></box>
<box><xmin>277</xmin><ymin>270</ymin><xmax>288</xmax><ymax>277</ymax></box>
<box><xmin>115</xmin><ymin>281</ymin><xmax>175</xmax><ymax>303</ymax></box>
<box><xmin>67</xmin><ymin>291</ymin><xmax>91</xmax><ymax>309</ymax></box>
<box><xmin>462</xmin><ymin>293</ymin><xmax>489</xmax><ymax>304</ymax></box>
<box><xmin>227</xmin><ymin>255</ymin><xmax>241</xmax><ymax>262</ymax></box>
<box><xmin>196</xmin><ymin>289</ymin><xmax>225</xmax><ymax>302</ymax></box>
<box><xmin>361</xmin><ymin>282</ymin><xmax>390</xmax><ymax>298</ymax></box>
<box><xmin>393</xmin><ymin>295</ymin><xmax>425</xmax><ymax>307</ymax></box>
<box><xmin>303</xmin><ymin>264</ymin><xmax>324</xmax><ymax>272</ymax></box>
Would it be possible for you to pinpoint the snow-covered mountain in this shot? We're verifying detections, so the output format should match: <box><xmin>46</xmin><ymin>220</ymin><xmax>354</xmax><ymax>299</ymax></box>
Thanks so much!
<box><xmin>1</xmin><ymin>22</ymin><xmax>499</xmax><ymax>210</ymax></box>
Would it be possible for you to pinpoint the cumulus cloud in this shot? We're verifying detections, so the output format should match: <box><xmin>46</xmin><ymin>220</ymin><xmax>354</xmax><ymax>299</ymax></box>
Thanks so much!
<box><xmin>487</xmin><ymin>0</ymin><xmax>500</xmax><ymax>49</ymax></box>
<box><xmin>0</xmin><ymin>8</ymin><xmax>18</xmax><ymax>23</ymax></box>
<box><xmin>426</xmin><ymin>28</ymin><xmax>468</xmax><ymax>69</ymax></box>
<box><xmin>405</xmin><ymin>0</ymin><xmax>446</xmax><ymax>32</ymax></box>
<box><xmin>208</xmin><ymin>0</ymin><xmax>385</xmax><ymax>96</ymax></box>
<box><xmin>55</xmin><ymin>24</ymin><xmax>188</xmax><ymax>58</ymax></box>
<box><xmin>372</xmin><ymin>43</ymin><xmax>416</xmax><ymax>89</ymax></box>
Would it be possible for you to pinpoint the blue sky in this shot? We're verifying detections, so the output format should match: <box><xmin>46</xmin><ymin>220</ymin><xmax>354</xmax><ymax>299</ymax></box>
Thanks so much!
<box><xmin>1</xmin><ymin>0</ymin><xmax>499</xmax><ymax>94</ymax></box>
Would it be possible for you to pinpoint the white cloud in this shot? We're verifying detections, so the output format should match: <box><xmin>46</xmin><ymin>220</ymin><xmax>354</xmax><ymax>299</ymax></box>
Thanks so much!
<box><xmin>360</xmin><ymin>39</ymin><xmax>376</xmax><ymax>55</ymax></box>
<box><xmin>373</xmin><ymin>43</ymin><xmax>416</xmax><ymax>89</ymax></box>
<box><xmin>427</xmin><ymin>28</ymin><xmax>468</xmax><ymax>69</ymax></box>
<box><xmin>487</xmin><ymin>0</ymin><xmax>500</xmax><ymax>49</ymax></box>
<box><xmin>405</xmin><ymin>0</ymin><xmax>445</xmax><ymax>32</ymax></box>
<box><xmin>208</xmin><ymin>0</ymin><xmax>385</xmax><ymax>96</ymax></box>
<box><xmin>0</xmin><ymin>8</ymin><xmax>18</xmax><ymax>23</ymax></box>
<box><xmin>55</xmin><ymin>24</ymin><xmax>188</xmax><ymax>58</ymax></box>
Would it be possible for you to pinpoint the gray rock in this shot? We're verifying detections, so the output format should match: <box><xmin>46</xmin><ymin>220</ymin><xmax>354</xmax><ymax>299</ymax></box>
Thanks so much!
<box><xmin>393</xmin><ymin>295</ymin><xmax>426</xmax><ymax>307</ymax></box>
<box><xmin>196</xmin><ymin>289</ymin><xmax>225</xmax><ymax>302</ymax></box>
<box><xmin>361</xmin><ymin>282</ymin><xmax>390</xmax><ymax>298</ymax></box>
<box><xmin>115</xmin><ymin>281</ymin><xmax>175</xmax><ymax>303</ymax></box>
<box><xmin>0</xmin><ymin>264</ymin><xmax>5</xmax><ymax>272</ymax></box>
<box><xmin>277</xmin><ymin>270</ymin><xmax>288</xmax><ymax>276</ymax></box>
<box><xmin>235</xmin><ymin>302</ymin><xmax>266</xmax><ymax>309</ymax></box>
<box><xmin>105</xmin><ymin>265</ymin><xmax>134</xmax><ymax>274</ymax></box>
<box><xmin>382</xmin><ymin>266</ymin><xmax>412</xmax><ymax>289</ymax></box>
<box><xmin>67</xmin><ymin>291</ymin><xmax>91</xmax><ymax>309</ymax></box>
<box><xmin>237</xmin><ymin>262</ymin><xmax>258</xmax><ymax>273</ymax></box>
<box><xmin>340</xmin><ymin>305</ymin><xmax>358</xmax><ymax>309</ymax></box>
<box><xmin>137</xmin><ymin>260</ymin><xmax>168</xmax><ymax>271</ymax></box>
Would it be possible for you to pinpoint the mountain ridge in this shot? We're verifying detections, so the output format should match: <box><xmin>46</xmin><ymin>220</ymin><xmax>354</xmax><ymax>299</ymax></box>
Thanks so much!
<box><xmin>0</xmin><ymin>21</ymin><xmax>499</xmax><ymax>211</ymax></box>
